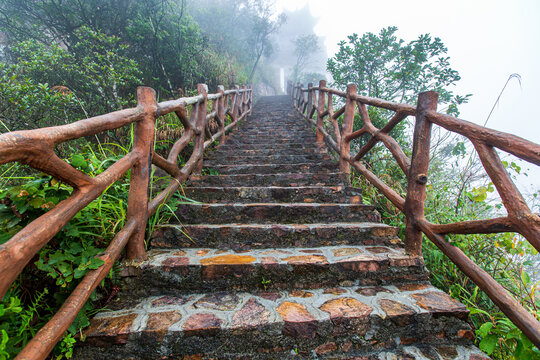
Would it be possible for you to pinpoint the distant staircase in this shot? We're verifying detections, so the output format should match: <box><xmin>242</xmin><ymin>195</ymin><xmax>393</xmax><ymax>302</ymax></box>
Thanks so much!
<box><xmin>75</xmin><ymin>96</ymin><xmax>490</xmax><ymax>359</ymax></box>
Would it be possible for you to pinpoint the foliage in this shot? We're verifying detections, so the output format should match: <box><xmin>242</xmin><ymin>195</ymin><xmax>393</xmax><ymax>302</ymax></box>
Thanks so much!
<box><xmin>0</xmin><ymin>63</ymin><xmax>79</xmax><ymax>132</ymax></box>
<box><xmin>5</xmin><ymin>27</ymin><xmax>142</xmax><ymax>117</ymax></box>
<box><xmin>327</xmin><ymin>26</ymin><xmax>471</xmax><ymax>116</ymax></box>
<box><xmin>0</xmin><ymin>0</ymin><xmax>283</xmax><ymax>94</ymax></box>
<box><xmin>354</xmin><ymin>130</ymin><xmax>539</xmax><ymax>358</ymax></box>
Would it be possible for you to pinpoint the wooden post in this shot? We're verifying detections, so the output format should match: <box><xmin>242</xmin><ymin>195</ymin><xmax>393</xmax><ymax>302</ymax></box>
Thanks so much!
<box><xmin>248</xmin><ymin>85</ymin><xmax>253</xmax><ymax>116</ymax></box>
<box><xmin>242</xmin><ymin>85</ymin><xmax>248</xmax><ymax>114</ymax></box>
<box><xmin>339</xmin><ymin>84</ymin><xmax>357</xmax><ymax>174</ymax></box>
<box><xmin>232</xmin><ymin>85</ymin><xmax>240</xmax><ymax>122</ymax></box>
<box><xmin>193</xmin><ymin>84</ymin><xmax>208</xmax><ymax>175</ymax></box>
<box><xmin>404</xmin><ymin>91</ymin><xmax>438</xmax><ymax>255</ymax></box>
<box><xmin>296</xmin><ymin>82</ymin><xmax>302</xmax><ymax>108</ymax></box>
<box><xmin>307</xmin><ymin>83</ymin><xmax>313</xmax><ymax>117</ymax></box>
<box><xmin>316</xmin><ymin>80</ymin><xmax>326</xmax><ymax>144</ymax></box>
<box><xmin>217</xmin><ymin>85</ymin><xmax>226</xmax><ymax>144</ymax></box>
<box><xmin>126</xmin><ymin>86</ymin><xmax>157</xmax><ymax>260</ymax></box>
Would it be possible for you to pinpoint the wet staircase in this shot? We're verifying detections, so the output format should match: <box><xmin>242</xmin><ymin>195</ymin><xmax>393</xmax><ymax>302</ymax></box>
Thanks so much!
<box><xmin>75</xmin><ymin>96</ymin><xmax>489</xmax><ymax>359</ymax></box>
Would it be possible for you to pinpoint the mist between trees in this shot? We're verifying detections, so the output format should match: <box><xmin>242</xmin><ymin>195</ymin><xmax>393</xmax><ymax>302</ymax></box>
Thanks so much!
<box><xmin>0</xmin><ymin>1</ymin><xmax>538</xmax><ymax>359</ymax></box>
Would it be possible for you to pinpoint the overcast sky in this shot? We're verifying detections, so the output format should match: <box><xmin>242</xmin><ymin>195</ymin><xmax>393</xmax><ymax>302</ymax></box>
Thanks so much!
<box><xmin>276</xmin><ymin>0</ymin><xmax>539</xmax><ymax>197</ymax></box>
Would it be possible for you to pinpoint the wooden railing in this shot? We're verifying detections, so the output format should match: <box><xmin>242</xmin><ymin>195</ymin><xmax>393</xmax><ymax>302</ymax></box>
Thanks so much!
<box><xmin>288</xmin><ymin>80</ymin><xmax>540</xmax><ymax>347</ymax></box>
<box><xmin>0</xmin><ymin>83</ymin><xmax>252</xmax><ymax>360</ymax></box>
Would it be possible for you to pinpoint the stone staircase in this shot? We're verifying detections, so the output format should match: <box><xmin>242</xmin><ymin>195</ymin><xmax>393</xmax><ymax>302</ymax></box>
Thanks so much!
<box><xmin>75</xmin><ymin>96</ymin><xmax>489</xmax><ymax>359</ymax></box>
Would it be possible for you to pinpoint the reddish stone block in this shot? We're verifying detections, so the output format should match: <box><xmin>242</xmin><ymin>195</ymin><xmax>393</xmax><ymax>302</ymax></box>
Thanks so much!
<box><xmin>276</xmin><ymin>301</ymin><xmax>318</xmax><ymax>338</ymax></box>
<box><xmin>261</xmin><ymin>256</ymin><xmax>278</xmax><ymax>268</ymax></box>
<box><xmin>195</xmin><ymin>249</ymin><xmax>210</xmax><ymax>256</ymax></box>
<box><xmin>337</xmin><ymin>255</ymin><xmax>385</xmax><ymax>272</ymax></box>
<box><xmin>411</xmin><ymin>291</ymin><xmax>468</xmax><ymax>319</ymax></box>
<box><xmin>182</xmin><ymin>313</ymin><xmax>223</xmax><ymax>337</ymax></box>
<box><xmin>193</xmin><ymin>292</ymin><xmax>241</xmax><ymax>311</ymax></box>
<box><xmin>282</xmin><ymin>255</ymin><xmax>329</xmax><ymax>265</ymax></box>
<box><xmin>319</xmin><ymin>298</ymin><xmax>372</xmax><ymax>319</ymax></box>
<box><xmin>365</xmin><ymin>246</ymin><xmax>391</xmax><ymax>254</ymax></box>
<box><xmin>333</xmin><ymin>247</ymin><xmax>363</xmax><ymax>257</ymax></box>
<box><xmin>355</xmin><ymin>286</ymin><xmax>393</xmax><ymax>296</ymax></box>
<box><xmin>84</xmin><ymin>313</ymin><xmax>138</xmax><ymax>345</ymax></box>
<box><xmin>323</xmin><ymin>288</ymin><xmax>347</xmax><ymax>295</ymax></box>
<box><xmin>396</xmin><ymin>283</ymin><xmax>430</xmax><ymax>291</ymax></box>
<box><xmin>378</xmin><ymin>299</ymin><xmax>416</xmax><ymax>326</ymax></box>
<box><xmin>320</xmin><ymin>297</ymin><xmax>372</xmax><ymax>336</ymax></box>
<box><xmin>231</xmin><ymin>298</ymin><xmax>270</xmax><ymax>328</ymax></box>
<box><xmin>388</xmin><ymin>254</ymin><xmax>424</xmax><ymax>267</ymax></box>
<box><xmin>200</xmin><ymin>254</ymin><xmax>256</xmax><ymax>279</ymax></box>
<box><xmin>151</xmin><ymin>295</ymin><xmax>192</xmax><ymax>307</ymax></box>
<box><xmin>145</xmin><ymin>310</ymin><xmax>182</xmax><ymax>341</ymax></box>
<box><xmin>162</xmin><ymin>256</ymin><xmax>189</xmax><ymax>269</ymax></box>
<box><xmin>300</xmin><ymin>249</ymin><xmax>323</xmax><ymax>254</ymax></box>
<box><xmin>315</xmin><ymin>342</ymin><xmax>337</xmax><ymax>354</ymax></box>
<box><xmin>200</xmin><ymin>254</ymin><xmax>256</xmax><ymax>265</ymax></box>
<box><xmin>255</xmin><ymin>291</ymin><xmax>282</xmax><ymax>301</ymax></box>
<box><xmin>289</xmin><ymin>290</ymin><xmax>314</xmax><ymax>298</ymax></box>
<box><xmin>457</xmin><ymin>329</ymin><xmax>475</xmax><ymax>341</ymax></box>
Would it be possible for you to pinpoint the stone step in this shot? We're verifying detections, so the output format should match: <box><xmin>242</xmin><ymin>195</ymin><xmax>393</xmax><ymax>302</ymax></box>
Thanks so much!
<box><xmin>122</xmin><ymin>246</ymin><xmax>428</xmax><ymax>296</ymax></box>
<box><xmin>217</xmin><ymin>143</ymin><xmax>326</xmax><ymax>151</ymax></box>
<box><xmin>208</xmin><ymin>148</ymin><xmax>327</xmax><ymax>157</ymax></box>
<box><xmin>181</xmin><ymin>186</ymin><xmax>362</xmax><ymax>203</ymax></box>
<box><xmin>222</xmin><ymin>138</ymin><xmax>319</xmax><ymax>145</ymax></box>
<box><xmin>151</xmin><ymin>222</ymin><xmax>401</xmax><ymax>250</ymax></box>
<box><xmin>204</xmin><ymin>154</ymin><xmax>333</xmax><ymax>165</ymax></box>
<box><xmin>174</xmin><ymin>203</ymin><xmax>380</xmax><ymax>224</ymax></box>
<box><xmin>203</xmin><ymin>162</ymin><xmax>339</xmax><ymax>175</ymax></box>
<box><xmin>76</xmin><ymin>284</ymin><xmax>478</xmax><ymax>360</ymax></box>
<box><xmin>188</xmin><ymin>172</ymin><xmax>347</xmax><ymax>187</ymax></box>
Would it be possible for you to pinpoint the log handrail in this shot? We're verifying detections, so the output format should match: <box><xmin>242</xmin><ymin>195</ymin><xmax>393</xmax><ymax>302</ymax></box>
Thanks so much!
<box><xmin>0</xmin><ymin>83</ymin><xmax>253</xmax><ymax>360</ymax></box>
<box><xmin>287</xmin><ymin>79</ymin><xmax>540</xmax><ymax>347</ymax></box>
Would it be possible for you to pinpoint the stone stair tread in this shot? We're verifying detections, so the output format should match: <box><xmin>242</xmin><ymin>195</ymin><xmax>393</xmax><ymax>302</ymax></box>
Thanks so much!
<box><xmin>202</xmin><ymin>163</ymin><xmax>339</xmax><ymax>175</ymax></box>
<box><xmin>123</xmin><ymin>245</ymin><xmax>428</xmax><ymax>294</ymax></box>
<box><xmin>180</xmin><ymin>185</ymin><xmax>363</xmax><ymax>204</ymax></box>
<box><xmin>188</xmin><ymin>172</ymin><xmax>347</xmax><ymax>187</ymax></box>
<box><xmin>151</xmin><ymin>222</ymin><xmax>401</xmax><ymax>250</ymax></box>
<box><xmin>80</xmin><ymin>284</ymin><xmax>473</xmax><ymax>359</ymax></box>
<box><xmin>174</xmin><ymin>202</ymin><xmax>381</xmax><ymax>224</ymax></box>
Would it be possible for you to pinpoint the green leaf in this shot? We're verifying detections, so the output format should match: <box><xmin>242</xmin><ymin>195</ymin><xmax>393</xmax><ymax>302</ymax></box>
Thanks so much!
<box><xmin>88</xmin><ymin>258</ymin><xmax>105</xmax><ymax>270</ymax></box>
<box><xmin>479</xmin><ymin>334</ymin><xmax>498</xmax><ymax>355</ymax></box>
<box><xmin>477</xmin><ymin>322</ymin><xmax>493</xmax><ymax>338</ymax></box>
<box><xmin>73</xmin><ymin>268</ymin><xmax>86</xmax><ymax>279</ymax></box>
<box><xmin>70</xmin><ymin>154</ymin><xmax>88</xmax><ymax>170</ymax></box>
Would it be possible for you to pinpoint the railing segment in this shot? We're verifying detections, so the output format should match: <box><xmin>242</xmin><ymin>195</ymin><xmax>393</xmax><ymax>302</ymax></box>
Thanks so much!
<box><xmin>0</xmin><ymin>84</ymin><xmax>253</xmax><ymax>360</ymax></box>
<box><xmin>287</xmin><ymin>80</ymin><xmax>540</xmax><ymax>347</ymax></box>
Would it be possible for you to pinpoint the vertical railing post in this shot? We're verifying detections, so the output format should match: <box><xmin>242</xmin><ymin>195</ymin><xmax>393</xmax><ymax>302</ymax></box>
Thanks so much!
<box><xmin>217</xmin><ymin>85</ymin><xmax>226</xmax><ymax>144</ymax></box>
<box><xmin>316</xmin><ymin>80</ymin><xmax>326</xmax><ymax>144</ymax></box>
<box><xmin>242</xmin><ymin>85</ymin><xmax>248</xmax><ymax>114</ymax></box>
<box><xmin>339</xmin><ymin>83</ymin><xmax>357</xmax><ymax>175</ymax></box>
<box><xmin>249</xmin><ymin>85</ymin><xmax>253</xmax><ymax>115</ymax></box>
<box><xmin>193</xmin><ymin>84</ymin><xmax>208</xmax><ymax>175</ymax></box>
<box><xmin>307</xmin><ymin>83</ymin><xmax>313</xmax><ymax>117</ymax></box>
<box><xmin>404</xmin><ymin>91</ymin><xmax>438</xmax><ymax>255</ymax></box>
<box><xmin>126</xmin><ymin>86</ymin><xmax>157</xmax><ymax>260</ymax></box>
<box><xmin>296</xmin><ymin>82</ymin><xmax>301</xmax><ymax>108</ymax></box>
<box><xmin>232</xmin><ymin>85</ymin><xmax>240</xmax><ymax>122</ymax></box>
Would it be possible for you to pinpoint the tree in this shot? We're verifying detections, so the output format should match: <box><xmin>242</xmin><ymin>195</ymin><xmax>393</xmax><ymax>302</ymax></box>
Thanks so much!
<box><xmin>327</xmin><ymin>26</ymin><xmax>470</xmax><ymax>116</ymax></box>
<box><xmin>290</xmin><ymin>34</ymin><xmax>320</xmax><ymax>82</ymax></box>
<box><xmin>246</xmin><ymin>1</ymin><xmax>285</xmax><ymax>82</ymax></box>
